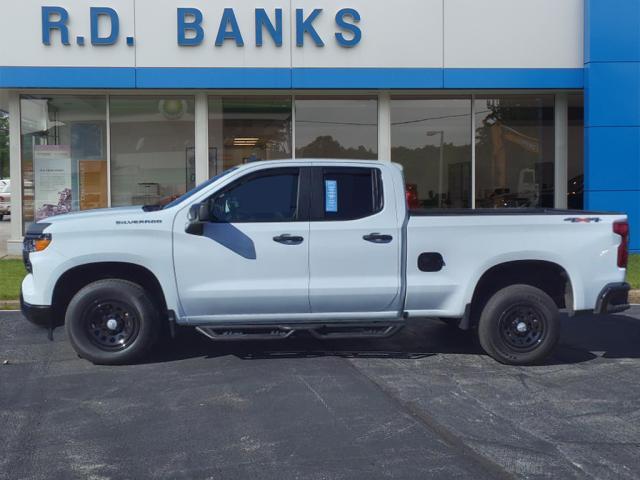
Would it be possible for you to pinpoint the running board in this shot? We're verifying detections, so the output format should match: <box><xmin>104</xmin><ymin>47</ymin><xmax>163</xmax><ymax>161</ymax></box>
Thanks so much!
<box><xmin>308</xmin><ymin>324</ymin><xmax>402</xmax><ymax>339</ymax></box>
<box><xmin>196</xmin><ymin>326</ymin><xmax>294</xmax><ymax>341</ymax></box>
<box><xmin>195</xmin><ymin>322</ymin><xmax>404</xmax><ymax>342</ymax></box>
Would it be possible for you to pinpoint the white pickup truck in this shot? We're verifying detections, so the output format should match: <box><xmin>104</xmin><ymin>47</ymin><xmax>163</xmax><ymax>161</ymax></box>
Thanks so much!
<box><xmin>21</xmin><ymin>160</ymin><xmax>631</xmax><ymax>365</ymax></box>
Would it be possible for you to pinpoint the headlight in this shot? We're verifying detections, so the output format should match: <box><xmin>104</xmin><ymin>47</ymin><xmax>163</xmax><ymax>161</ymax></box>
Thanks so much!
<box><xmin>23</xmin><ymin>233</ymin><xmax>52</xmax><ymax>273</ymax></box>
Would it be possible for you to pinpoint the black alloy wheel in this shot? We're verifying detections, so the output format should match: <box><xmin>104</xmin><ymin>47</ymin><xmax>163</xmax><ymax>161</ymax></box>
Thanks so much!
<box><xmin>497</xmin><ymin>304</ymin><xmax>545</xmax><ymax>352</ymax></box>
<box><xmin>85</xmin><ymin>300</ymin><xmax>141</xmax><ymax>351</ymax></box>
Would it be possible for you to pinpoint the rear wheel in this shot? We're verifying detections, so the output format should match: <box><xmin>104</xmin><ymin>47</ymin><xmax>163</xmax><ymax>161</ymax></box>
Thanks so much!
<box><xmin>65</xmin><ymin>279</ymin><xmax>159</xmax><ymax>365</ymax></box>
<box><xmin>477</xmin><ymin>284</ymin><xmax>559</xmax><ymax>365</ymax></box>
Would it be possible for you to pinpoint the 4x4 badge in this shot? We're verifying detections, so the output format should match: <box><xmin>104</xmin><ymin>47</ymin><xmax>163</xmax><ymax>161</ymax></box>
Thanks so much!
<box><xmin>564</xmin><ymin>217</ymin><xmax>601</xmax><ymax>223</ymax></box>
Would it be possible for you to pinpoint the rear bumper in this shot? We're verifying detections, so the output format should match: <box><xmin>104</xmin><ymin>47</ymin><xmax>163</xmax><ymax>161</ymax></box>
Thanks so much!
<box><xmin>20</xmin><ymin>292</ymin><xmax>57</xmax><ymax>328</ymax></box>
<box><xmin>594</xmin><ymin>282</ymin><xmax>630</xmax><ymax>315</ymax></box>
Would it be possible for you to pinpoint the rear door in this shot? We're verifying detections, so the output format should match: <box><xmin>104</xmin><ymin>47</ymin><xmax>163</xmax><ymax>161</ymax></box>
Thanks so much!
<box><xmin>308</xmin><ymin>166</ymin><xmax>402</xmax><ymax>314</ymax></box>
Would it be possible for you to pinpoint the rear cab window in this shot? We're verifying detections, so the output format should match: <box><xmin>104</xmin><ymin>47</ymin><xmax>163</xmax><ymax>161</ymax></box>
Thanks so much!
<box><xmin>312</xmin><ymin>167</ymin><xmax>383</xmax><ymax>221</ymax></box>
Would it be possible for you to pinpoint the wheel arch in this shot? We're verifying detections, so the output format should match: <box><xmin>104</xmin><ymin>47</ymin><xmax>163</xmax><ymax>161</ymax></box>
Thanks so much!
<box><xmin>51</xmin><ymin>261</ymin><xmax>168</xmax><ymax>325</ymax></box>
<box><xmin>468</xmin><ymin>260</ymin><xmax>573</xmax><ymax>326</ymax></box>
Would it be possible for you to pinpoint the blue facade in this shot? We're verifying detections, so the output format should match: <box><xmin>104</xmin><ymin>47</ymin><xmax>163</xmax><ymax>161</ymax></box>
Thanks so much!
<box><xmin>585</xmin><ymin>0</ymin><xmax>640</xmax><ymax>252</ymax></box>
<box><xmin>0</xmin><ymin>66</ymin><xmax>584</xmax><ymax>90</ymax></box>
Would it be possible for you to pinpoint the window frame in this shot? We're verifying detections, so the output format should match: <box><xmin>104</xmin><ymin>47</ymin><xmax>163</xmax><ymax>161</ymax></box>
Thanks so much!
<box><xmin>206</xmin><ymin>166</ymin><xmax>310</xmax><ymax>223</ymax></box>
<box><xmin>309</xmin><ymin>166</ymin><xmax>384</xmax><ymax>222</ymax></box>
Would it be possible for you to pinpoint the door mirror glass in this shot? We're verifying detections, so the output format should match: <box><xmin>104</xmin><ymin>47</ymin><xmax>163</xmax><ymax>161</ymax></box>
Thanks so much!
<box><xmin>197</xmin><ymin>201</ymin><xmax>211</xmax><ymax>222</ymax></box>
<box><xmin>185</xmin><ymin>201</ymin><xmax>211</xmax><ymax>235</ymax></box>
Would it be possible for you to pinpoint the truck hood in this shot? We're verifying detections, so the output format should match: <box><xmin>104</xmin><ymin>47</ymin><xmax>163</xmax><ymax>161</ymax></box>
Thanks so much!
<box><xmin>32</xmin><ymin>206</ymin><xmax>174</xmax><ymax>235</ymax></box>
<box><xmin>39</xmin><ymin>206</ymin><xmax>145</xmax><ymax>225</ymax></box>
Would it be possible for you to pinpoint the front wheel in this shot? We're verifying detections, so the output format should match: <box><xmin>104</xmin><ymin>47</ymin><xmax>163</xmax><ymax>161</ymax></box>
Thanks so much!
<box><xmin>477</xmin><ymin>284</ymin><xmax>559</xmax><ymax>365</ymax></box>
<box><xmin>65</xmin><ymin>279</ymin><xmax>159</xmax><ymax>365</ymax></box>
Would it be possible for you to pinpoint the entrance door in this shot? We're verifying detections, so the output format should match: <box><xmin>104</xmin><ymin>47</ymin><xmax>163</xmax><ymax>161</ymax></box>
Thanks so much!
<box><xmin>308</xmin><ymin>166</ymin><xmax>402</xmax><ymax>314</ymax></box>
<box><xmin>173</xmin><ymin>167</ymin><xmax>310</xmax><ymax>320</ymax></box>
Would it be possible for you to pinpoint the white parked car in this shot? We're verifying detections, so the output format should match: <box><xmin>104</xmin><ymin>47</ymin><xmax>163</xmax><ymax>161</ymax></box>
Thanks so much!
<box><xmin>20</xmin><ymin>160</ymin><xmax>631</xmax><ymax>365</ymax></box>
<box><xmin>0</xmin><ymin>179</ymin><xmax>10</xmax><ymax>220</ymax></box>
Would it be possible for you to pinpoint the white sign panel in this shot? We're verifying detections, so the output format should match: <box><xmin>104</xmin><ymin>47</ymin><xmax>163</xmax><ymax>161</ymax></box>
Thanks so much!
<box><xmin>0</xmin><ymin>0</ymin><xmax>584</xmax><ymax>69</ymax></box>
<box><xmin>34</xmin><ymin>145</ymin><xmax>72</xmax><ymax>221</ymax></box>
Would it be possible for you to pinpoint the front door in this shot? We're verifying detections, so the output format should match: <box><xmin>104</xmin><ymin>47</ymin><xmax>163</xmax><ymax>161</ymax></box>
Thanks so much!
<box><xmin>173</xmin><ymin>167</ymin><xmax>310</xmax><ymax>320</ymax></box>
<box><xmin>308</xmin><ymin>166</ymin><xmax>402</xmax><ymax>314</ymax></box>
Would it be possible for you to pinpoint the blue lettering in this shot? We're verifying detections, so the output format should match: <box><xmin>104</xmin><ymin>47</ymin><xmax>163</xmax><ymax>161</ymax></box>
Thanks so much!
<box><xmin>335</xmin><ymin>8</ymin><xmax>361</xmax><ymax>47</ymax></box>
<box><xmin>215</xmin><ymin>8</ymin><xmax>244</xmax><ymax>47</ymax></box>
<box><xmin>90</xmin><ymin>7</ymin><xmax>119</xmax><ymax>45</ymax></box>
<box><xmin>255</xmin><ymin>8</ymin><xmax>282</xmax><ymax>47</ymax></box>
<box><xmin>41</xmin><ymin>6</ymin><xmax>70</xmax><ymax>46</ymax></box>
<box><xmin>177</xmin><ymin>8</ymin><xmax>204</xmax><ymax>46</ymax></box>
<box><xmin>296</xmin><ymin>9</ymin><xmax>324</xmax><ymax>47</ymax></box>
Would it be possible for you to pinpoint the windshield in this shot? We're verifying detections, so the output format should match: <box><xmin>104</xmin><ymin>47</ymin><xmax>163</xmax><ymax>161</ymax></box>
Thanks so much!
<box><xmin>157</xmin><ymin>168</ymin><xmax>238</xmax><ymax>210</ymax></box>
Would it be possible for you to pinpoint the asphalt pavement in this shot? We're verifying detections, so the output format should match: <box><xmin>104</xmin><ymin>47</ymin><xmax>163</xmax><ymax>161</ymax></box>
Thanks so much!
<box><xmin>1</xmin><ymin>307</ymin><xmax>640</xmax><ymax>479</ymax></box>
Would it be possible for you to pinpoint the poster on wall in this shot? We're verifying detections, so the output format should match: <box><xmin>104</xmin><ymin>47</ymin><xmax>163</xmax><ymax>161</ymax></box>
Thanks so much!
<box><xmin>33</xmin><ymin>145</ymin><xmax>72</xmax><ymax>221</ymax></box>
<box><xmin>79</xmin><ymin>160</ymin><xmax>108</xmax><ymax>210</ymax></box>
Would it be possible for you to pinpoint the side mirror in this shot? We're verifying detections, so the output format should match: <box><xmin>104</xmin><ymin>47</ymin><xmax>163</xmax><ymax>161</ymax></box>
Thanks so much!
<box><xmin>185</xmin><ymin>201</ymin><xmax>211</xmax><ymax>235</ymax></box>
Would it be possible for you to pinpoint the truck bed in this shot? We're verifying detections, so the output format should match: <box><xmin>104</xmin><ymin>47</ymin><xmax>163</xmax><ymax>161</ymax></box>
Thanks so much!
<box><xmin>404</xmin><ymin>208</ymin><xmax>627</xmax><ymax>317</ymax></box>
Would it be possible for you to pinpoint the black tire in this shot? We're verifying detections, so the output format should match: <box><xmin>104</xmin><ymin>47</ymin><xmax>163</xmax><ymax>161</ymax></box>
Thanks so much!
<box><xmin>0</xmin><ymin>214</ymin><xmax>3</xmax><ymax>221</ymax></box>
<box><xmin>477</xmin><ymin>284</ymin><xmax>559</xmax><ymax>365</ymax></box>
<box><xmin>65</xmin><ymin>279</ymin><xmax>159</xmax><ymax>365</ymax></box>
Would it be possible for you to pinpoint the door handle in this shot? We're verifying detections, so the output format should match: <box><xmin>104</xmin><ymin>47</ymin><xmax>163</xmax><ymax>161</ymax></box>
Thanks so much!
<box><xmin>273</xmin><ymin>234</ymin><xmax>304</xmax><ymax>245</ymax></box>
<box><xmin>363</xmin><ymin>232</ymin><xmax>393</xmax><ymax>244</ymax></box>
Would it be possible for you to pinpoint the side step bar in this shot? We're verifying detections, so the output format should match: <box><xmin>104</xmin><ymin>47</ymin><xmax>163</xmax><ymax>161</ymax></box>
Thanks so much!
<box><xmin>196</xmin><ymin>326</ymin><xmax>295</xmax><ymax>341</ymax></box>
<box><xmin>195</xmin><ymin>322</ymin><xmax>404</xmax><ymax>342</ymax></box>
<box><xmin>308</xmin><ymin>324</ymin><xmax>402</xmax><ymax>339</ymax></box>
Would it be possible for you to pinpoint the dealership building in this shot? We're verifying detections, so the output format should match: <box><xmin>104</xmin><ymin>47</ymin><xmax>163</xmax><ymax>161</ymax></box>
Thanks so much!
<box><xmin>0</xmin><ymin>0</ymin><xmax>638</xmax><ymax>253</ymax></box>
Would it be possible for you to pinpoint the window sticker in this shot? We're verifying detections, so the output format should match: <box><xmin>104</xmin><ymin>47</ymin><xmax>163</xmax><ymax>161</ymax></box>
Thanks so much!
<box><xmin>325</xmin><ymin>179</ymin><xmax>338</xmax><ymax>213</ymax></box>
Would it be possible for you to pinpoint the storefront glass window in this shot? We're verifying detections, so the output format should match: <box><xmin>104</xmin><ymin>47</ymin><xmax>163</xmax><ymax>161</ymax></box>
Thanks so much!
<box><xmin>208</xmin><ymin>96</ymin><xmax>292</xmax><ymax>175</ymax></box>
<box><xmin>391</xmin><ymin>97</ymin><xmax>472</xmax><ymax>208</ymax></box>
<box><xmin>568</xmin><ymin>94</ymin><xmax>584</xmax><ymax>209</ymax></box>
<box><xmin>475</xmin><ymin>95</ymin><xmax>555</xmax><ymax>208</ymax></box>
<box><xmin>295</xmin><ymin>96</ymin><xmax>377</xmax><ymax>159</ymax></box>
<box><xmin>20</xmin><ymin>95</ymin><xmax>107</xmax><ymax>230</ymax></box>
<box><xmin>110</xmin><ymin>96</ymin><xmax>195</xmax><ymax>207</ymax></box>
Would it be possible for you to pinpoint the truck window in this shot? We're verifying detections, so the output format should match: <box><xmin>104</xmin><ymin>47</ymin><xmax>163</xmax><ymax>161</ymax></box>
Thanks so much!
<box><xmin>210</xmin><ymin>168</ymin><xmax>300</xmax><ymax>223</ymax></box>
<box><xmin>318</xmin><ymin>167</ymin><xmax>383</xmax><ymax>221</ymax></box>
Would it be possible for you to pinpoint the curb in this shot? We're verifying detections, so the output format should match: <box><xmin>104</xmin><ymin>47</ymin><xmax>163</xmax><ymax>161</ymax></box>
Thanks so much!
<box><xmin>630</xmin><ymin>289</ymin><xmax>640</xmax><ymax>304</ymax></box>
<box><xmin>0</xmin><ymin>300</ymin><xmax>20</xmax><ymax>310</ymax></box>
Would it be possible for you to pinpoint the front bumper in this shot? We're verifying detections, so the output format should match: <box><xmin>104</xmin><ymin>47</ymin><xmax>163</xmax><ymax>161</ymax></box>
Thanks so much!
<box><xmin>20</xmin><ymin>292</ymin><xmax>60</xmax><ymax>328</ymax></box>
<box><xmin>594</xmin><ymin>282</ymin><xmax>631</xmax><ymax>314</ymax></box>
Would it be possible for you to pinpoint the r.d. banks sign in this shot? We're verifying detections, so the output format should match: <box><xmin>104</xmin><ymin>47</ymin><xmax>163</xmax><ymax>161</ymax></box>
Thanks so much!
<box><xmin>41</xmin><ymin>6</ymin><xmax>362</xmax><ymax>48</ymax></box>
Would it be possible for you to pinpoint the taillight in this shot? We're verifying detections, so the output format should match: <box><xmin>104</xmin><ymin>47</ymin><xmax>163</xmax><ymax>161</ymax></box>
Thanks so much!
<box><xmin>613</xmin><ymin>220</ymin><xmax>629</xmax><ymax>268</ymax></box>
